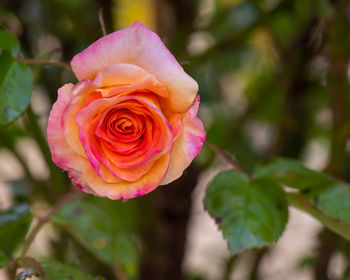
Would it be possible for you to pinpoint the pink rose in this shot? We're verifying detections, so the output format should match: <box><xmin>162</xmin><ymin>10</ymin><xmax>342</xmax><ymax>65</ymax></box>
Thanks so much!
<box><xmin>47</xmin><ymin>22</ymin><xmax>205</xmax><ymax>200</ymax></box>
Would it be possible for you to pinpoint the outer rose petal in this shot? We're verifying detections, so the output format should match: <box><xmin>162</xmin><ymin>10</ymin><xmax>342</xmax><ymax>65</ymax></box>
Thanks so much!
<box><xmin>68</xmin><ymin>169</ymin><xmax>98</xmax><ymax>195</ymax></box>
<box><xmin>71</xmin><ymin>21</ymin><xmax>197</xmax><ymax>112</ymax></box>
<box><xmin>47</xmin><ymin>83</ymin><xmax>82</xmax><ymax>171</ymax></box>
<box><xmin>94</xmin><ymin>63</ymin><xmax>168</xmax><ymax>98</ymax></box>
<box><xmin>62</xmin><ymin>80</ymin><xmax>98</xmax><ymax>157</ymax></box>
<box><xmin>161</xmin><ymin>96</ymin><xmax>206</xmax><ymax>185</ymax></box>
<box><xmin>78</xmin><ymin>153</ymin><xmax>171</xmax><ymax>200</ymax></box>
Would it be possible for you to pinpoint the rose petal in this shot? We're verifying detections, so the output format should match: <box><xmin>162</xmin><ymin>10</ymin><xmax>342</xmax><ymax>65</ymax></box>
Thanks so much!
<box><xmin>78</xmin><ymin>153</ymin><xmax>171</xmax><ymax>200</ymax></box>
<box><xmin>47</xmin><ymin>83</ymin><xmax>82</xmax><ymax>171</ymax></box>
<box><xmin>166</xmin><ymin>112</ymin><xmax>183</xmax><ymax>140</ymax></box>
<box><xmin>94</xmin><ymin>63</ymin><xmax>168</xmax><ymax>98</ymax></box>
<box><xmin>161</xmin><ymin>96</ymin><xmax>205</xmax><ymax>185</ymax></box>
<box><xmin>68</xmin><ymin>168</ymin><xmax>98</xmax><ymax>194</ymax></box>
<box><xmin>62</xmin><ymin>80</ymin><xmax>98</xmax><ymax>157</ymax></box>
<box><xmin>71</xmin><ymin>21</ymin><xmax>197</xmax><ymax>112</ymax></box>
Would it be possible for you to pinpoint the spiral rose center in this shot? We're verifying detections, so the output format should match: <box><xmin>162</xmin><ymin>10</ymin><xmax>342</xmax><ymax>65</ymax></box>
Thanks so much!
<box><xmin>84</xmin><ymin>96</ymin><xmax>173</xmax><ymax>172</ymax></box>
<box><xmin>116</xmin><ymin>119</ymin><xmax>133</xmax><ymax>133</ymax></box>
<box><xmin>115</xmin><ymin>118</ymin><xmax>134</xmax><ymax>134</ymax></box>
<box><xmin>102</xmin><ymin>107</ymin><xmax>146</xmax><ymax>144</ymax></box>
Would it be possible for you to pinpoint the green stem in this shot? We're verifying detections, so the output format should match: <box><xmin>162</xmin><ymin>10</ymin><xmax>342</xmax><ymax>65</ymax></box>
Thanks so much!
<box><xmin>15</xmin><ymin>58</ymin><xmax>70</xmax><ymax>69</ymax></box>
<box><xmin>98</xmin><ymin>7</ymin><xmax>107</xmax><ymax>36</ymax></box>
<box><xmin>221</xmin><ymin>255</ymin><xmax>236</xmax><ymax>280</ymax></box>
<box><xmin>205</xmin><ymin>141</ymin><xmax>245</xmax><ymax>173</ymax></box>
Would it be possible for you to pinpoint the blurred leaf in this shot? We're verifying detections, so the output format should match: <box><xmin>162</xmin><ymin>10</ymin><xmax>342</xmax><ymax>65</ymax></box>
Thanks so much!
<box><xmin>54</xmin><ymin>200</ymin><xmax>139</xmax><ymax>277</ymax></box>
<box><xmin>227</xmin><ymin>1</ymin><xmax>258</xmax><ymax>32</ymax></box>
<box><xmin>41</xmin><ymin>260</ymin><xmax>95</xmax><ymax>280</ymax></box>
<box><xmin>268</xmin><ymin>12</ymin><xmax>299</xmax><ymax>47</ymax></box>
<box><xmin>216</xmin><ymin>43</ymin><xmax>252</xmax><ymax>71</ymax></box>
<box><xmin>0</xmin><ymin>251</ymin><xmax>10</xmax><ymax>268</ymax></box>
<box><xmin>256</xmin><ymin>158</ymin><xmax>350</xmax><ymax>228</ymax></box>
<box><xmin>0</xmin><ymin>50</ymin><xmax>33</xmax><ymax>126</ymax></box>
<box><xmin>254</xmin><ymin>158</ymin><xmax>335</xmax><ymax>190</ymax></box>
<box><xmin>204</xmin><ymin>171</ymin><xmax>288</xmax><ymax>255</ymax></box>
<box><xmin>206</xmin><ymin>111</ymin><xmax>233</xmax><ymax>148</ymax></box>
<box><xmin>86</xmin><ymin>196</ymin><xmax>141</xmax><ymax>230</ymax></box>
<box><xmin>211</xmin><ymin>1</ymin><xmax>259</xmax><ymax>39</ymax></box>
<box><xmin>287</xmin><ymin>193</ymin><xmax>350</xmax><ymax>241</ymax></box>
<box><xmin>231</xmin><ymin>137</ymin><xmax>257</xmax><ymax>173</ymax></box>
<box><xmin>0</xmin><ymin>204</ymin><xmax>32</xmax><ymax>255</ymax></box>
<box><xmin>244</xmin><ymin>61</ymin><xmax>277</xmax><ymax>100</ymax></box>
<box><xmin>0</xmin><ymin>29</ymin><xmax>20</xmax><ymax>55</ymax></box>
<box><xmin>302</xmin><ymin>181</ymin><xmax>350</xmax><ymax>224</ymax></box>
<box><xmin>254</xmin><ymin>89</ymin><xmax>285</xmax><ymax>122</ymax></box>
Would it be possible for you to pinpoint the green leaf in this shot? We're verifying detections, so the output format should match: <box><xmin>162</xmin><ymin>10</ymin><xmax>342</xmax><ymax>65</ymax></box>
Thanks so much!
<box><xmin>254</xmin><ymin>157</ymin><xmax>335</xmax><ymax>191</ymax></box>
<box><xmin>301</xmin><ymin>181</ymin><xmax>350</xmax><ymax>224</ymax></box>
<box><xmin>0</xmin><ymin>29</ymin><xmax>20</xmax><ymax>55</ymax></box>
<box><xmin>0</xmin><ymin>251</ymin><xmax>10</xmax><ymax>268</ymax></box>
<box><xmin>287</xmin><ymin>193</ymin><xmax>350</xmax><ymax>240</ymax></box>
<box><xmin>204</xmin><ymin>171</ymin><xmax>288</xmax><ymax>255</ymax></box>
<box><xmin>41</xmin><ymin>260</ymin><xmax>95</xmax><ymax>280</ymax></box>
<box><xmin>54</xmin><ymin>200</ymin><xmax>139</xmax><ymax>277</ymax></box>
<box><xmin>0</xmin><ymin>50</ymin><xmax>33</xmax><ymax>126</ymax></box>
<box><xmin>256</xmin><ymin>158</ymin><xmax>350</xmax><ymax>235</ymax></box>
<box><xmin>0</xmin><ymin>204</ymin><xmax>32</xmax><ymax>255</ymax></box>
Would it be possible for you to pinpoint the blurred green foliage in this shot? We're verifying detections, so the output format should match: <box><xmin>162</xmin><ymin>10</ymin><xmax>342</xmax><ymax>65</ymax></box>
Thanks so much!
<box><xmin>0</xmin><ymin>204</ymin><xmax>32</xmax><ymax>256</ymax></box>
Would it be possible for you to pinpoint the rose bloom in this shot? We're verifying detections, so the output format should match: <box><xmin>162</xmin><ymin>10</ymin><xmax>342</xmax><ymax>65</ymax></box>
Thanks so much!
<box><xmin>47</xmin><ymin>22</ymin><xmax>205</xmax><ymax>200</ymax></box>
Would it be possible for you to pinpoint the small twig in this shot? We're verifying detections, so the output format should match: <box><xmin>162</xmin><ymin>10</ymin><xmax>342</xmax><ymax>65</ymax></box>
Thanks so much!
<box><xmin>20</xmin><ymin>189</ymin><xmax>81</xmax><ymax>258</ymax></box>
<box><xmin>221</xmin><ymin>255</ymin><xmax>236</xmax><ymax>280</ymax></box>
<box><xmin>15</xmin><ymin>58</ymin><xmax>70</xmax><ymax>69</ymax></box>
<box><xmin>98</xmin><ymin>8</ymin><xmax>107</xmax><ymax>36</ymax></box>
<box><xmin>205</xmin><ymin>141</ymin><xmax>245</xmax><ymax>173</ymax></box>
<box><xmin>179</xmin><ymin>60</ymin><xmax>191</xmax><ymax>65</ymax></box>
<box><xmin>112</xmin><ymin>262</ymin><xmax>128</xmax><ymax>280</ymax></box>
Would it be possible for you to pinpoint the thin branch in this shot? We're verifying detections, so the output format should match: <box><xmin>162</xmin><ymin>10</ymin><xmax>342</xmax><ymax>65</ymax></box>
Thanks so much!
<box><xmin>205</xmin><ymin>141</ymin><xmax>245</xmax><ymax>173</ymax></box>
<box><xmin>221</xmin><ymin>255</ymin><xmax>236</xmax><ymax>280</ymax></box>
<box><xmin>112</xmin><ymin>262</ymin><xmax>128</xmax><ymax>280</ymax></box>
<box><xmin>98</xmin><ymin>8</ymin><xmax>107</xmax><ymax>36</ymax></box>
<box><xmin>20</xmin><ymin>189</ymin><xmax>81</xmax><ymax>258</ymax></box>
<box><xmin>15</xmin><ymin>58</ymin><xmax>70</xmax><ymax>69</ymax></box>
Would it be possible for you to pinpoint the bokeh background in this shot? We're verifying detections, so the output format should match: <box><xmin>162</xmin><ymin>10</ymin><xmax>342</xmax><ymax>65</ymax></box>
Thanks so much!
<box><xmin>1</xmin><ymin>0</ymin><xmax>350</xmax><ymax>279</ymax></box>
